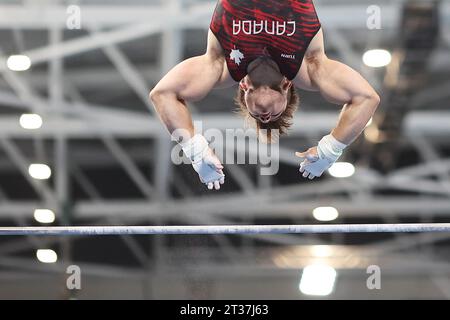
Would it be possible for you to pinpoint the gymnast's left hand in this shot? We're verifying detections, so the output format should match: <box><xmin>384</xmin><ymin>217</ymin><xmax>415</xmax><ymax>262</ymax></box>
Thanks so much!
<box><xmin>296</xmin><ymin>147</ymin><xmax>327</xmax><ymax>180</ymax></box>
<box><xmin>295</xmin><ymin>134</ymin><xmax>348</xmax><ymax>180</ymax></box>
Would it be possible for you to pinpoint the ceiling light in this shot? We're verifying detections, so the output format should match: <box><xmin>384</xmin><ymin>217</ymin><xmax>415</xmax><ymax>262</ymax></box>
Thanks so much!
<box><xmin>328</xmin><ymin>162</ymin><xmax>356</xmax><ymax>178</ymax></box>
<box><xmin>300</xmin><ymin>264</ymin><xmax>337</xmax><ymax>296</ymax></box>
<box><xmin>313</xmin><ymin>207</ymin><xmax>339</xmax><ymax>222</ymax></box>
<box><xmin>28</xmin><ymin>164</ymin><xmax>52</xmax><ymax>180</ymax></box>
<box><xmin>7</xmin><ymin>55</ymin><xmax>31</xmax><ymax>71</ymax></box>
<box><xmin>34</xmin><ymin>209</ymin><xmax>55</xmax><ymax>224</ymax></box>
<box><xmin>363</xmin><ymin>49</ymin><xmax>392</xmax><ymax>68</ymax></box>
<box><xmin>36</xmin><ymin>249</ymin><xmax>58</xmax><ymax>264</ymax></box>
<box><xmin>20</xmin><ymin>114</ymin><xmax>43</xmax><ymax>130</ymax></box>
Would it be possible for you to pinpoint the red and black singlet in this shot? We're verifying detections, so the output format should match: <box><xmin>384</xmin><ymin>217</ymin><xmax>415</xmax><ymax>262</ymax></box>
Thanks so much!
<box><xmin>210</xmin><ymin>0</ymin><xmax>321</xmax><ymax>81</ymax></box>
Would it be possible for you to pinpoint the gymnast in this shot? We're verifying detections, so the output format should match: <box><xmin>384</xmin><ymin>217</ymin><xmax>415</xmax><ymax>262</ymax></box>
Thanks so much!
<box><xmin>150</xmin><ymin>0</ymin><xmax>380</xmax><ymax>190</ymax></box>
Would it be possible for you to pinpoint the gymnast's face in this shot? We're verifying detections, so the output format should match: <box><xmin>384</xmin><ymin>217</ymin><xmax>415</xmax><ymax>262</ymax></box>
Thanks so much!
<box><xmin>240</xmin><ymin>77</ymin><xmax>292</xmax><ymax>124</ymax></box>
<box><xmin>240</xmin><ymin>58</ymin><xmax>292</xmax><ymax>123</ymax></box>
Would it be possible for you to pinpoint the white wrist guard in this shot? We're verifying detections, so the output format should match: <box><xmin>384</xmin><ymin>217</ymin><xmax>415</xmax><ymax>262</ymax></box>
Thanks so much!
<box><xmin>317</xmin><ymin>134</ymin><xmax>348</xmax><ymax>163</ymax></box>
<box><xmin>180</xmin><ymin>134</ymin><xmax>225</xmax><ymax>188</ymax></box>
<box><xmin>180</xmin><ymin>134</ymin><xmax>209</xmax><ymax>163</ymax></box>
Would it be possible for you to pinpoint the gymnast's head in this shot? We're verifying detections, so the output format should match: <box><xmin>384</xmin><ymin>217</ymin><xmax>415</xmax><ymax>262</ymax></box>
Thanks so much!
<box><xmin>235</xmin><ymin>58</ymin><xmax>299</xmax><ymax>143</ymax></box>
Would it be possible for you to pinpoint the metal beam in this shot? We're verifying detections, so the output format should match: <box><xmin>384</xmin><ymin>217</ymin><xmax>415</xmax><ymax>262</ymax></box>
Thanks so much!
<box><xmin>0</xmin><ymin>112</ymin><xmax>449</xmax><ymax>138</ymax></box>
<box><xmin>0</xmin><ymin>196</ymin><xmax>449</xmax><ymax>219</ymax></box>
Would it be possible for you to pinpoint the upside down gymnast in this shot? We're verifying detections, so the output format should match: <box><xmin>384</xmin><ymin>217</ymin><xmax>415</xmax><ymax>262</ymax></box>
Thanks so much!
<box><xmin>150</xmin><ymin>0</ymin><xmax>380</xmax><ymax>190</ymax></box>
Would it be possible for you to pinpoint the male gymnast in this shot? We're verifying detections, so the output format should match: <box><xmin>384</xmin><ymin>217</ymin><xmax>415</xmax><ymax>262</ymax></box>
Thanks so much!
<box><xmin>150</xmin><ymin>0</ymin><xmax>380</xmax><ymax>190</ymax></box>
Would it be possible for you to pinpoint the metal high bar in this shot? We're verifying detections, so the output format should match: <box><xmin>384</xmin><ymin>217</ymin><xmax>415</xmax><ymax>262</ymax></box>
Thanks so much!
<box><xmin>0</xmin><ymin>223</ymin><xmax>450</xmax><ymax>236</ymax></box>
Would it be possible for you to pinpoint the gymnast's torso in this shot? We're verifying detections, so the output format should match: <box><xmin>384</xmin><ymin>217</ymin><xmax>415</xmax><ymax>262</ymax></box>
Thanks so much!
<box><xmin>209</xmin><ymin>0</ymin><xmax>322</xmax><ymax>81</ymax></box>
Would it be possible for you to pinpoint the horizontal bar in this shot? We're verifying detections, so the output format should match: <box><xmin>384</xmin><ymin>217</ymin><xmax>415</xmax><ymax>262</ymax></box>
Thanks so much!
<box><xmin>0</xmin><ymin>224</ymin><xmax>450</xmax><ymax>236</ymax></box>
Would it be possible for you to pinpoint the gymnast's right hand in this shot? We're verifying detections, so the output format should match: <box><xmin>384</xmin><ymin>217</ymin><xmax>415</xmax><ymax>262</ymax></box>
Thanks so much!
<box><xmin>181</xmin><ymin>134</ymin><xmax>225</xmax><ymax>191</ymax></box>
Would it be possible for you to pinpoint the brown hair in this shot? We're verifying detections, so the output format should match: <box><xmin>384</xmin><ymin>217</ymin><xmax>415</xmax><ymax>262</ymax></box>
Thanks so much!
<box><xmin>235</xmin><ymin>85</ymin><xmax>299</xmax><ymax>143</ymax></box>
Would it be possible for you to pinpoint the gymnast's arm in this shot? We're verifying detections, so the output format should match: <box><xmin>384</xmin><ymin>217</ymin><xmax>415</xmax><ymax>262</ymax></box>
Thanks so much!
<box><xmin>293</xmin><ymin>29</ymin><xmax>380</xmax><ymax>180</ymax></box>
<box><xmin>306</xmin><ymin>57</ymin><xmax>380</xmax><ymax>145</ymax></box>
<box><xmin>149</xmin><ymin>31</ymin><xmax>232</xmax><ymax>141</ymax></box>
<box><xmin>149</xmin><ymin>31</ymin><xmax>233</xmax><ymax>190</ymax></box>
<box><xmin>295</xmin><ymin>29</ymin><xmax>381</xmax><ymax>145</ymax></box>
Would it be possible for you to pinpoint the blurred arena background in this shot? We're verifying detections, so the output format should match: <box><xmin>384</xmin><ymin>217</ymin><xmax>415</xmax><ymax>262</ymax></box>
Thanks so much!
<box><xmin>0</xmin><ymin>0</ymin><xmax>449</xmax><ymax>299</ymax></box>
